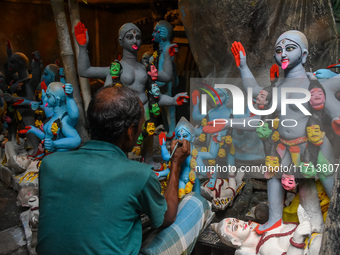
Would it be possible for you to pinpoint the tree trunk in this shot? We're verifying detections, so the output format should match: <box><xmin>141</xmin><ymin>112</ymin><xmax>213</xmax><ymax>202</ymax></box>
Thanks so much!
<box><xmin>320</xmin><ymin>168</ymin><xmax>340</xmax><ymax>254</ymax></box>
<box><xmin>50</xmin><ymin>0</ymin><xmax>88</xmax><ymax>142</ymax></box>
<box><xmin>68</xmin><ymin>0</ymin><xmax>92</xmax><ymax>112</ymax></box>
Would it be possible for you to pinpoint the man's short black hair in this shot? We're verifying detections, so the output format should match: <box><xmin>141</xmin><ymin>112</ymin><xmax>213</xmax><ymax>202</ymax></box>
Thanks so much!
<box><xmin>87</xmin><ymin>85</ymin><xmax>143</xmax><ymax>144</ymax></box>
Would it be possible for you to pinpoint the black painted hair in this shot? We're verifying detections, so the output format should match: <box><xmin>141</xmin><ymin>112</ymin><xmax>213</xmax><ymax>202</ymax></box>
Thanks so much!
<box><xmin>306</xmin><ymin>114</ymin><xmax>323</xmax><ymax>132</ymax></box>
<box><xmin>87</xmin><ymin>85</ymin><xmax>143</xmax><ymax>144</ymax></box>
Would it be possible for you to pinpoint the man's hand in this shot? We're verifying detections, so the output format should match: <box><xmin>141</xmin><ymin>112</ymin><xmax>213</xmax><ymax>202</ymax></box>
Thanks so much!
<box><xmin>174</xmin><ymin>92</ymin><xmax>189</xmax><ymax>105</ymax></box>
<box><xmin>170</xmin><ymin>139</ymin><xmax>190</xmax><ymax>166</ymax></box>
<box><xmin>74</xmin><ymin>21</ymin><xmax>88</xmax><ymax>46</ymax></box>
<box><xmin>231</xmin><ymin>41</ymin><xmax>246</xmax><ymax>68</ymax></box>
<box><xmin>162</xmin><ymin>139</ymin><xmax>190</xmax><ymax>227</ymax></box>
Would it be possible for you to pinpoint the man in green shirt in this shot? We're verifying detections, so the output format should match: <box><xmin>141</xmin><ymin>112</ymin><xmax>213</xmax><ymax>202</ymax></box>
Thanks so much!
<box><xmin>37</xmin><ymin>85</ymin><xmax>189</xmax><ymax>254</ymax></box>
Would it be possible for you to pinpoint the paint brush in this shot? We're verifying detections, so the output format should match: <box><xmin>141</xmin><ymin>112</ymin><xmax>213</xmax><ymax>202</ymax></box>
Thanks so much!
<box><xmin>169</xmin><ymin>142</ymin><xmax>179</xmax><ymax>159</ymax></box>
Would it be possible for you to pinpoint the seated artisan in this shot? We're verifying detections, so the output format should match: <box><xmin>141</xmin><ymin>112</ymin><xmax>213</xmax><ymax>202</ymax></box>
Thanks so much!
<box><xmin>37</xmin><ymin>85</ymin><xmax>189</xmax><ymax>254</ymax></box>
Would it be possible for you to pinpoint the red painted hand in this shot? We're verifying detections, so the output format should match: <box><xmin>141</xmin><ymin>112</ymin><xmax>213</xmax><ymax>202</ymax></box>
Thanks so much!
<box><xmin>19</xmin><ymin>126</ymin><xmax>32</xmax><ymax>134</ymax></box>
<box><xmin>13</xmin><ymin>99</ymin><xmax>25</xmax><ymax>106</ymax></box>
<box><xmin>41</xmin><ymin>80</ymin><xmax>47</xmax><ymax>92</ymax></box>
<box><xmin>270</xmin><ymin>64</ymin><xmax>279</xmax><ymax>82</ymax></box>
<box><xmin>202</xmin><ymin>120</ymin><xmax>226</xmax><ymax>133</ymax></box>
<box><xmin>192</xmin><ymin>90</ymin><xmax>200</xmax><ymax>106</ymax></box>
<box><xmin>159</xmin><ymin>132</ymin><xmax>166</xmax><ymax>146</ymax></box>
<box><xmin>332</xmin><ymin>117</ymin><xmax>340</xmax><ymax>135</ymax></box>
<box><xmin>176</xmin><ymin>95</ymin><xmax>189</xmax><ymax>106</ymax></box>
<box><xmin>231</xmin><ymin>41</ymin><xmax>245</xmax><ymax>67</ymax></box>
<box><xmin>168</xmin><ymin>44</ymin><xmax>178</xmax><ymax>57</ymax></box>
<box><xmin>74</xmin><ymin>21</ymin><xmax>88</xmax><ymax>45</ymax></box>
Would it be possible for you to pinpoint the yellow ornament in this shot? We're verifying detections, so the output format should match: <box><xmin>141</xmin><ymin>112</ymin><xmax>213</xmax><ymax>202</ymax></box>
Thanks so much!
<box><xmin>179</xmin><ymin>188</ymin><xmax>186</xmax><ymax>199</ymax></box>
<box><xmin>185</xmin><ymin>182</ymin><xmax>193</xmax><ymax>194</ymax></box>
<box><xmin>51</xmin><ymin>122</ymin><xmax>59</xmax><ymax>135</ymax></box>
<box><xmin>189</xmin><ymin>170</ymin><xmax>196</xmax><ymax>183</ymax></box>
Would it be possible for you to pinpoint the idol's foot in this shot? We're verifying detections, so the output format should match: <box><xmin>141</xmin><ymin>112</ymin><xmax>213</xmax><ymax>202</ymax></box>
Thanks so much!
<box><xmin>255</xmin><ymin>218</ymin><xmax>282</xmax><ymax>234</ymax></box>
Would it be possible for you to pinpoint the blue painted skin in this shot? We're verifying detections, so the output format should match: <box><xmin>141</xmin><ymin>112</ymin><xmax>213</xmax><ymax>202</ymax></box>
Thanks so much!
<box><xmin>193</xmin><ymin>88</ymin><xmax>231</xmax><ymax>138</ymax></box>
<box><xmin>314</xmin><ymin>68</ymin><xmax>338</xmax><ymax>81</ymax></box>
<box><xmin>193</xmin><ymin>88</ymin><xmax>265</xmax><ymax>161</ymax></box>
<box><xmin>25</xmin><ymin>82</ymin><xmax>80</xmax><ymax>152</ymax></box>
<box><xmin>206</xmin><ymin>141</ymin><xmax>235</xmax><ymax>189</ymax></box>
<box><xmin>154</xmin><ymin>168</ymin><xmax>170</xmax><ymax>180</ymax></box>
<box><xmin>192</xmin><ymin>89</ymin><xmax>234</xmax><ymax>186</ymax></box>
<box><xmin>160</xmin><ymin>118</ymin><xmax>220</xmax><ymax>196</ymax></box>
<box><xmin>37</xmin><ymin>66</ymin><xmax>61</xmax><ymax>117</ymax></box>
<box><xmin>152</xmin><ymin>21</ymin><xmax>179</xmax><ymax>136</ymax></box>
<box><xmin>19</xmin><ymin>65</ymin><xmax>59</xmax><ymax>118</ymax></box>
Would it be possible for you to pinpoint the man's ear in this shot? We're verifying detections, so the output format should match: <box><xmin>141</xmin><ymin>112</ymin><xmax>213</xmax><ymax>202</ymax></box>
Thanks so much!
<box><xmin>126</xmin><ymin>125</ymin><xmax>135</xmax><ymax>143</ymax></box>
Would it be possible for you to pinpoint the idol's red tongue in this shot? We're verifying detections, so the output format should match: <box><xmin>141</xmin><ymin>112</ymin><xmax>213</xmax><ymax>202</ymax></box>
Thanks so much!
<box><xmin>132</xmin><ymin>45</ymin><xmax>138</xmax><ymax>50</ymax></box>
<box><xmin>282</xmin><ymin>60</ymin><xmax>289</xmax><ymax>70</ymax></box>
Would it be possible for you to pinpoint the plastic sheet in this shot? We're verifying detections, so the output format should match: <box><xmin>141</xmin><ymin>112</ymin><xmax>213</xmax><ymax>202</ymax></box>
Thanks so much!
<box><xmin>179</xmin><ymin>0</ymin><xmax>339</xmax><ymax>79</ymax></box>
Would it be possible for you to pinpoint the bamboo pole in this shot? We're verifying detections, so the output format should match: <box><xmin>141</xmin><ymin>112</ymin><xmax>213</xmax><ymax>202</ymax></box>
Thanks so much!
<box><xmin>50</xmin><ymin>0</ymin><xmax>88</xmax><ymax>142</ymax></box>
<box><xmin>68</xmin><ymin>0</ymin><xmax>92</xmax><ymax>112</ymax></box>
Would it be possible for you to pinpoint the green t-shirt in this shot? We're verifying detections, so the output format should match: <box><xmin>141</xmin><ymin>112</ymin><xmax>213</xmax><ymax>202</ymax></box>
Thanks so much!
<box><xmin>37</xmin><ymin>140</ymin><xmax>167</xmax><ymax>255</ymax></box>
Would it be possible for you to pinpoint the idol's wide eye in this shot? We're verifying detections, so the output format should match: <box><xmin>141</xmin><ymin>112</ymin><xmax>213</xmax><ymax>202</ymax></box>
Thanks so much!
<box><xmin>286</xmin><ymin>46</ymin><xmax>296</xmax><ymax>52</ymax></box>
<box><xmin>275</xmin><ymin>47</ymin><xmax>283</xmax><ymax>54</ymax></box>
<box><xmin>126</xmin><ymin>34</ymin><xmax>133</xmax><ymax>40</ymax></box>
<box><xmin>136</xmin><ymin>35</ymin><xmax>141</xmax><ymax>40</ymax></box>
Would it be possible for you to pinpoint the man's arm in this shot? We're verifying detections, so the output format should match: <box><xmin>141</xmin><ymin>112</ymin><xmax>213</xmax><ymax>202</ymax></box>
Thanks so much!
<box><xmin>162</xmin><ymin>139</ymin><xmax>190</xmax><ymax>227</ymax></box>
